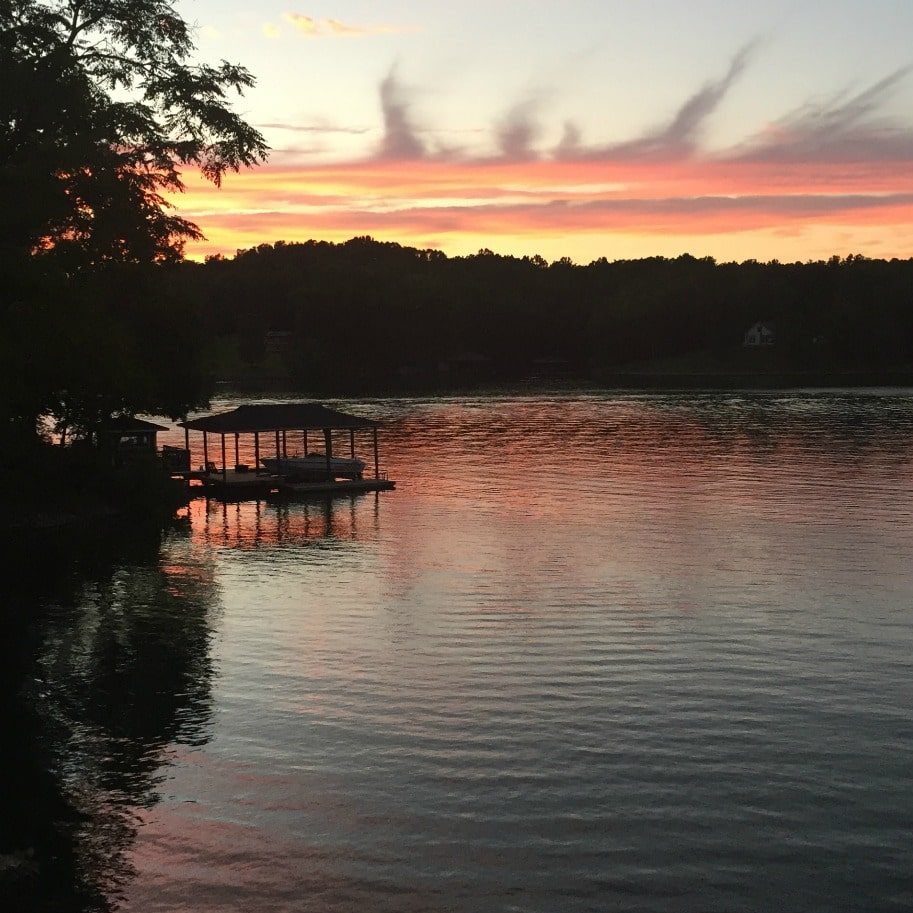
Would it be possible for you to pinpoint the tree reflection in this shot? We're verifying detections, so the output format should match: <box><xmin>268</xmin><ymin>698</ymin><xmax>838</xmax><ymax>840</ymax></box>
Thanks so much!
<box><xmin>1</xmin><ymin>520</ymin><xmax>218</xmax><ymax>912</ymax></box>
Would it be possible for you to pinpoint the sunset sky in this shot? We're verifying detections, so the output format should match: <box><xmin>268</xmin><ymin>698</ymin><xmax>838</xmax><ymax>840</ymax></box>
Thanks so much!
<box><xmin>171</xmin><ymin>0</ymin><xmax>913</xmax><ymax>264</ymax></box>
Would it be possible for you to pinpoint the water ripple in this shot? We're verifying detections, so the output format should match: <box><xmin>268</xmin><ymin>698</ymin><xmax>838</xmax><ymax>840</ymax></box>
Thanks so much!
<box><xmin>113</xmin><ymin>391</ymin><xmax>913</xmax><ymax>912</ymax></box>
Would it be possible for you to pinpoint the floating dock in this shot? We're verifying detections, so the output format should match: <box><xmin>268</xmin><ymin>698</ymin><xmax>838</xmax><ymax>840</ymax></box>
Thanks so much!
<box><xmin>181</xmin><ymin>468</ymin><xmax>395</xmax><ymax>500</ymax></box>
<box><xmin>273</xmin><ymin>477</ymin><xmax>395</xmax><ymax>497</ymax></box>
<box><xmin>171</xmin><ymin>402</ymin><xmax>397</xmax><ymax>501</ymax></box>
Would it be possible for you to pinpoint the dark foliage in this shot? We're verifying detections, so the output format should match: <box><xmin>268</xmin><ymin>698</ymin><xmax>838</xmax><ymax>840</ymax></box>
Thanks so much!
<box><xmin>180</xmin><ymin>240</ymin><xmax>913</xmax><ymax>392</ymax></box>
<box><xmin>0</xmin><ymin>0</ymin><xmax>267</xmax><ymax>266</ymax></box>
<box><xmin>0</xmin><ymin>0</ymin><xmax>267</xmax><ymax>447</ymax></box>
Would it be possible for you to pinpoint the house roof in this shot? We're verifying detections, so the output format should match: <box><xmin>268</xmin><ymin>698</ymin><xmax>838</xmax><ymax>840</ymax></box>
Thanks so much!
<box><xmin>179</xmin><ymin>402</ymin><xmax>378</xmax><ymax>434</ymax></box>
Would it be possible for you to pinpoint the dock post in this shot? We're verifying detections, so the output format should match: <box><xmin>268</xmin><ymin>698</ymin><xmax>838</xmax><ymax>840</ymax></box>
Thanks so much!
<box><xmin>324</xmin><ymin>427</ymin><xmax>333</xmax><ymax>473</ymax></box>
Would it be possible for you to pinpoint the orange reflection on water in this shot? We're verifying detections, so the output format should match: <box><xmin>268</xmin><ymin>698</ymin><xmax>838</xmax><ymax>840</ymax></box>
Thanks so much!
<box><xmin>180</xmin><ymin>492</ymin><xmax>378</xmax><ymax>551</ymax></box>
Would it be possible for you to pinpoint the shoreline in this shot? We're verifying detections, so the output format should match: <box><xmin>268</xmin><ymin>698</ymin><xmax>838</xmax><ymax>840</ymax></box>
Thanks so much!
<box><xmin>210</xmin><ymin>371</ymin><xmax>913</xmax><ymax>398</ymax></box>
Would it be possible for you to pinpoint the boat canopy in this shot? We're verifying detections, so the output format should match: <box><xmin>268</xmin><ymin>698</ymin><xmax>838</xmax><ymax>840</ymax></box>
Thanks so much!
<box><xmin>179</xmin><ymin>403</ymin><xmax>377</xmax><ymax>434</ymax></box>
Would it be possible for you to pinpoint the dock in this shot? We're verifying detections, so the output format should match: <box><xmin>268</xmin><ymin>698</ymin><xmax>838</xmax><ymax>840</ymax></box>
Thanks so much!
<box><xmin>271</xmin><ymin>475</ymin><xmax>395</xmax><ymax>496</ymax></box>
<box><xmin>166</xmin><ymin>402</ymin><xmax>397</xmax><ymax>501</ymax></box>
<box><xmin>180</xmin><ymin>468</ymin><xmax>395</xmax><ymax>500</ymax></box>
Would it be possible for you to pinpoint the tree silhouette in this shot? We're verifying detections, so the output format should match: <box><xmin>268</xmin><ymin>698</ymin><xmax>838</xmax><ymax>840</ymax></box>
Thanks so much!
<box><xmin>1</xmin><ymin>0</ymin><xmax>267</xmax><ymax>266</ymax></box>
<box><xmin>0</xmin><ymin>0</ymin><xmax>267</xmax><ymax>446</ymax></box>
<box><xmin>165</xmin><ymin>240</ymin><xmax>913</xmax><ymax>392</ymax></box>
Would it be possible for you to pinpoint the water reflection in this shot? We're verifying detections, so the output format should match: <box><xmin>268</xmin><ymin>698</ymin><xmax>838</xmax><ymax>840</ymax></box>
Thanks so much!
<box><xmin>8</xmin><ymin>392</ymin><xmax>913</xmax><ymax>912</ymax></box>
<box><xmin>185</xmin><ymin>492</ymin><xmax>380</xmax><ymax>550</ymax></box>
<box><xmin>1</xmin><ymin>522</ymin><xmax>218</xmax><ymax>912</ymax></box>
<box><xmin>0</xmin><ymin>493</ymin><xmax>378</xmax><ymax>912</ymax></box>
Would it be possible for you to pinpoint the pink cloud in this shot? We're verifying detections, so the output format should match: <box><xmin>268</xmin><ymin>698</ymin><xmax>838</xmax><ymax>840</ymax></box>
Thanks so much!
<box><xmin>170</xmin><ymin>153</ymin><xmax>913</xmax><ymax>259</ymax></box>
<box><xmin>167</xmin><ymin>50</ymin><xmax>913</xmax><ymax>262</ymax></box>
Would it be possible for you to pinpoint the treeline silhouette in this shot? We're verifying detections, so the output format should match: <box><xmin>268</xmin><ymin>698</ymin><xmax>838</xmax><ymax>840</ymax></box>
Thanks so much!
<box><xmin>174</xmin><ymin>237</ymin><xmax>913</xmax><ymax>391</ymax></box>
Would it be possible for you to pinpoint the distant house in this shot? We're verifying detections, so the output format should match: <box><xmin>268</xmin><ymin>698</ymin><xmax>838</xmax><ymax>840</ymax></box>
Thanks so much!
<box><xmin>743</xmin><ymin>322</ymin><xmax>775</xmax><ymax>347</ymax></box>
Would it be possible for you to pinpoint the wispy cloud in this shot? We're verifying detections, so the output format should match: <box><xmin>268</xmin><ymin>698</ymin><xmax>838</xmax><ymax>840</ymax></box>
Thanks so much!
<box><xmin>257</xmin><ymin>121</ymin><xmax>371</xmax><ymax>136</ymax></box>
<box><xmin>282</xmin><ymin>13</ymin><xmax>411</xmax><ymax>38</ymax></box>
<box><xmin>364</xmin><ymin>45</ymin><xmax>913</xmax><ymax>173</ymax></box>
<box><xmin>496</xmin><ymin>99</ymin><xmax>544</xmax><ymax>161</ymax></box>
<box><xmin>560</xmin><ymin>42</ymin><xmax>757</xmax><ymax>161</ymax></box>
<box><xmin>168</xmin><ymin>44</ymin><xmax>913</xmax><ymax>263</ymax></box>
<box><xmin>733</xmin><ymin>67</ymin><xmax>913</xmax><ymax>162</ymax></box>
<box><xmin>369</xmin><ymin>45</ymin><xmax>760</xmax><ymax>165</ymax></box>
<box><xmin>377</xmin><ymin>66</ymin><xmax>426</xmax><ymax>159</ymax></box>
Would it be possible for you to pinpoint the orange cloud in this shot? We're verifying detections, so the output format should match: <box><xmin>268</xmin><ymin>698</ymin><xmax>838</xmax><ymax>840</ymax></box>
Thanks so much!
<box><xmin>165</xmin><ymin>53</ymin><xmax>913</xmax><ymax>263</ymax></box>
<box><xmin>167</xmin><ymin>152</ymin><xmax>913</xmax><ymax>263</ymax></box>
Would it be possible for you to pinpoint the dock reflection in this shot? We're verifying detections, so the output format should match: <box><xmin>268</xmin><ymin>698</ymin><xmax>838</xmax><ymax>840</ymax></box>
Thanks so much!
<box><xmin>185</xmin><ymin>492</ymin><xmax>381</xmax><ymax>550</ymax></box>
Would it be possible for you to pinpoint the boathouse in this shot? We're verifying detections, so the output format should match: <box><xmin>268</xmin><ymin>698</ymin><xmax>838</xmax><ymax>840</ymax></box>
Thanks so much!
<box><xmin>99</xmin><ymin>416</ymin><xmax>170</xmax><ymax>466</ymax></box>
<box><xmin>177</xmin><ymin>402</ymin><xmax>394</xmax><ymax>495</ymax></box>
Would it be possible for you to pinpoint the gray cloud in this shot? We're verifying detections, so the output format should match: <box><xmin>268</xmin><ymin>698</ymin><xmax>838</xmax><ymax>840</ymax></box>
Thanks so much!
<box><xmin>556</xmin><ymin>121</ymin><xmax>582</xmax><ymax>157</ymax></box>
<box><xmin>562</xmin><ymin>42</ymin><xmax>757</xmax><ymax>161</ymax></box>
<box><xmin>363</xmin><ymin>42</ymin><xmax>913</xmax><ymax>167</ymax></box>
<box><xmin>495</xmin><ymin>99</ymin><xmax>543</xmax><ymax>160</ymax></box>
<box><xmin>661</xmin><ymin>43</ymin><xmax>754</xmax><ymax>150</ymax></box>
<box><xmin>365</xmin><ymin>45</ymin><xmax>756</xmax><ymax>164</ymax></box>
<box><xmin>731</xmin><ymin>67</ymin><xmax>913</xmax><ymax>162</ymax></box>
<box><xmin>377</xmin><ymin>66</ymin><xmax>426</xmax><ymax>159</ymax></box>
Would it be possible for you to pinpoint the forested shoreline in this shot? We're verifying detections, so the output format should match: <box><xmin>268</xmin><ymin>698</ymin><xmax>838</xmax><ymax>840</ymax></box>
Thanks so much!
<box><xmin>9</xmin><ymin>236</ymin><xmax>913</xmax><ymax>452</ymax></box>
<box><xmin>175</xmin><ymin>238</ymin><xmax>913</xmax><ymax>393</ymax></box>
<box><xmin>5</xmin><ymin>1</ymin><xmax>913</xmax><ymax>455</ymax></box>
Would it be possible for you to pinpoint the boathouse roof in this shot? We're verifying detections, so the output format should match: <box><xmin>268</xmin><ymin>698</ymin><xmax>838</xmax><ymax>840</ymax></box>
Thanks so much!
<box><xmin>102</xmin><ymin>416</ymin><xmax>170</xmax><ymax>432</ymax></box>
<box><xmin>179</xmin><ymin>403</ymin><xmax>378</xmax><ymax>434</ymax></box>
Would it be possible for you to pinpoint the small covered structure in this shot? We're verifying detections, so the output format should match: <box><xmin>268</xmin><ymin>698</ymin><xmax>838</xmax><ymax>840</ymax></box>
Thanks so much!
<box><xmin>98</xmin><ymin>416</ymin><xmax>170</xmax><ymax>465</ymax></box>
<box><xmin>178</xmin><ymin>402</ymin><xmax>391</xmax><ymax>493</ymax></box>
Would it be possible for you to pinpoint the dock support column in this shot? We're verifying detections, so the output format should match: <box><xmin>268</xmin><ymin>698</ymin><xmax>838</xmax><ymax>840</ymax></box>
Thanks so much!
<box><xmin>324</xmin><ymin>428</ymin><xmax>332</xmax><ymax>474</ymax></box>
<box><xmin>373</xmin><ymin>428</ymin><xmax>379</xmax><ymax>479</ymax></box>
<box><xmin>221</xmin><ymin>435</ymin><xmax>227</xmax><ymax>480</ymax></box>
<box><xmin>254</xmin><ymin>433</ymin><xmax>260</xmax><ymax>474</ymax></box>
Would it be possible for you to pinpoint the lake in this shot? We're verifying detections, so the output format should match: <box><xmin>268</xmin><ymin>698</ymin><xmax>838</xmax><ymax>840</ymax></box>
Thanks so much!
<box><xmin>5</xmin><ymin>390</ymin><xmax>913</xmax><ymax>912</ymax></box>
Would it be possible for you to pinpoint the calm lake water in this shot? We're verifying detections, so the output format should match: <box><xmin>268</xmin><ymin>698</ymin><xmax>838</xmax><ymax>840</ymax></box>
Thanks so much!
<box><xmin>6</xmin><ymin>390</ymin><xmax>913</xmax><ymax>912</ymax></box>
